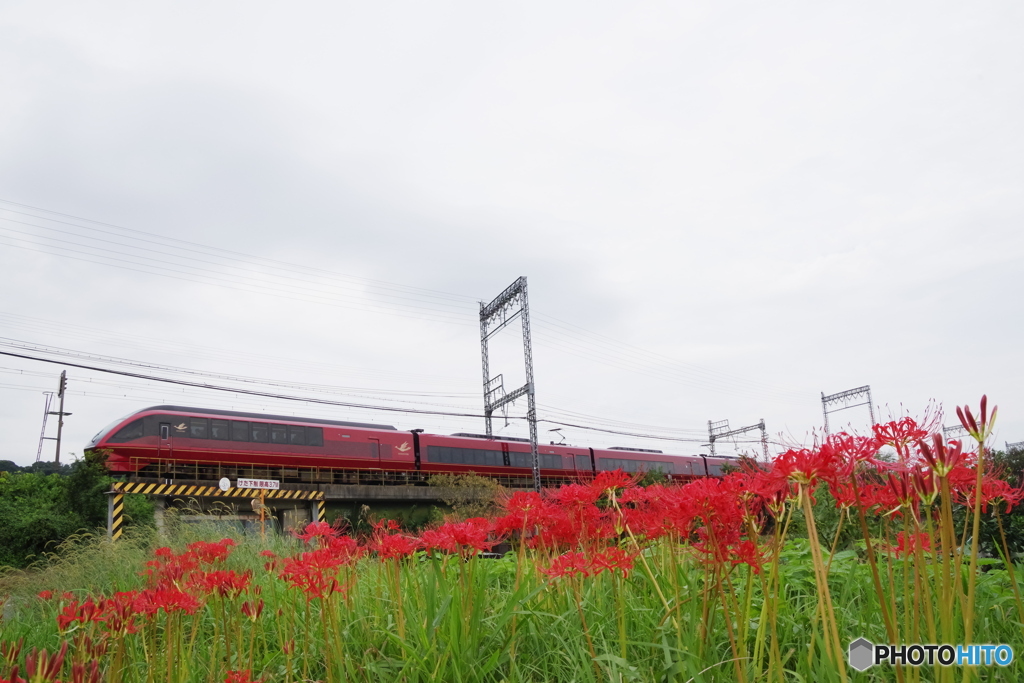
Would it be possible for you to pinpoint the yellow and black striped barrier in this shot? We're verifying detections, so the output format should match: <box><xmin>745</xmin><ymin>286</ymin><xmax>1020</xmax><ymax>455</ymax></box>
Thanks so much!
<box><xmin>105</xmin><ymin>482</ymin><xmax>325</xmax><ymax>541</ymax></box>
<box><xmin>314</xmin><ymin>498</ymin><xmax>326</xmax><ymax>523</ymax></box>
<box><xmin>110</xmin><ymin>481</ymin><xmax>324</xmax><ymax>501</ymax></box>
<box><xmin>107</xmin><ymin>492</ymin><xmax>124</xmax><ymax>541</ymax></box>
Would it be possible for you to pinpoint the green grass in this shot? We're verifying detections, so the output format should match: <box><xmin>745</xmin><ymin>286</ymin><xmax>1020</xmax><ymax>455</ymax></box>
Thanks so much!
<box><xmin>1</xmin><ymin>525</ymin><xmax>1021</xmax><ymax>683</ymax></box>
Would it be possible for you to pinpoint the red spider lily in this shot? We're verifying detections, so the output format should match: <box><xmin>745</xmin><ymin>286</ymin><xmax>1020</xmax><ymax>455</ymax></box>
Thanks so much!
<box><xmin>23</xmin><ymin>642</ymin><xmax>67</xmax><ymax>683</ymax></box>
<box><xmin>824</xmin><ymin>432</ymin><xmax>883</xmax><ymax>470</ymax></box>
<box><xmin>133</xmin><ymin>586</ymin><xmax>201</xmax><ymax>616</ymax></box>
<box><xmin>143</xmin><ymin>552</ymin><xmax>199</xmax><ymax>586</ymax></box>
<box><xmin>56</xmin><ymin>599</ymin><xmax>106</xmax><ymax>632</ymax></box>
<box><xmin>873</xmin><ymin>418</ymin><xmax>929</xmax><ymax>461</ymax></box>
<box><xmin>839</xmin><ymin>481</ymin><xmax>901</xmax><ymax>516</ymax></box>
<box><xmin>529</xmin><ymin>502</ymin><xmax>614</xmax><ymax>550</ymax></box>
<box><xmin>241</xmin><ymin>599</ymin><xmax>264</xmax><ymax>622</ymax></box>
<box><xmin>325</xmin><ymin>534</ymin><xmax>362</xmax><ymax>562</ymax></box>
<box><xmin>891</xmin><ymin>532</ymin><xmax>931</xmax><ymax>558</ymax></box>
<box><xmin>186</xmin><ymin>538</ymin><xmax>237</xmax><ymax>565</ymax></box>
<box><xmin>589</xmin><ymin>470</ymin><xmax>636</xmax><ymax>496</ymax></box>
<box><xmin>260</xmin><ymin>550</ymin><xmax>279</xmax><ymax>572</ymax></box>
<box><xmin>99</xmin><ymin>591</ymin><xmax>140</xmax><ymax>635</ymax></box>
<box><xmin>367</xmin><ymin>520</ymin><xmax>419</xmax><ymax>558</ymax></box>
<box><xmin>371</xmin><ymin>532</ymin><xmax>420</xmax><ymax>560</ymax></box>
<box><xmin>225</xmin><ymin>671</ymin><xmax>262</xmax><ymax>683</ymax></box>
<box><xmin>550</xmin><ymin>483</ymin><xmax>602</xmax><ymax>508</ymax></box>
<box><xmin>421</xmin><ymin>517</ymin><xmax>497</xmax><ymax>556</ymax></box>
<box><xmin>771</xmin><ymin>446</ymin><xmax>840</xmax><ymax>487</ymax></box>
<box><xmin>1</xmin><ymin>639</ymin><xmax>23</xmax><ymax>668</ymax></box>
<box><xmin>75</xmin><ymin>635</ymin><xmax>107</xmax><ymax>663</ymax></box>
<box><xmin>36</xmin><ymin>591</ymin><xmax>52</xmax><ymax>600</ymax></box>
<box><xmin>294</xmin><ymin>521</ymin><xmax>338</xmax><ymax>546</ymax></box>
<box><xmin>957</xmin><ymin>395</ymin><xmax>997</xmax><ymax>442</ymax></box>
<box><xmin>918</xmin><ymin>434</ymin><xmax>965</xmax><ymax>477</ymax></box>
<box><xmin>616</xmin><ymin>484</ymin><xmax>687</xmax><ymax>540</ymax></box>
<box><xmin>69</xmin><ymin>661</ymin><xmax>102</xmax><ymax>683</ymax></box>
<box><xmin>949</xmin><ymin>468</ymin><xmax>1024</xmax><ymax>513</ymax></box>
<box><xmin>419</xmin><ymin>527</ymin><xmax>457</xmax><ymax>554</ymax></box>
<box><xmin>541</xmin><ymin>551</ymin><xmax>593</xmax><ymax>579</ymax></box>
<box><xmin>188</xmin><ymin>569</ymin><xmax>252</xmax><ymax>599</ymax></box>
<box><xmin>887</xmin><ymin>471</ymin><xmax>916</xmax><ymax>509</ymax></box>
<box><xmin>912</xmin><ymin>467</ymin><xmax>938</xmax><ymax>505</ymax></box>
<box><xmin>588</xmin><ymin>547</ymin><xmax>638</xmax><ymax>577</ymax></box>
<box><xmin>494</xmin><ymin>490</ymin><xmax>545</xmax><ymax>534</ymax></box>
<box><xmin>279</xmin><ymin>548</ymin><xmax>351</xmax><ymax>601</ymax></box>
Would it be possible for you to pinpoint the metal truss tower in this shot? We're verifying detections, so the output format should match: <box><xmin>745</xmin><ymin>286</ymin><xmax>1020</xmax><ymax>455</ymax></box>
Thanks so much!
<box><xmin>479</xmin><ymin>277</ymin><xmax>540</xmax><ymax>492</ymax></box>
<box><xmin>708</xmin><ymin>418</ymin><xmax>769</xmax><ymax>460</ymax></box>
<box><xmin>943</xmin><ymin>424</ymin><xmax>969</xmax><ymax>443</ymax></box>
<box><xmin>821</xmin><ymin>385</ymin><xmax>875</xmax><ymax>435</ymax></box>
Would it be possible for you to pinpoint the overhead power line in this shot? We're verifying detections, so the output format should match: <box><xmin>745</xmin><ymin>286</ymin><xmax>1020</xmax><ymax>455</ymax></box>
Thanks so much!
<box><xmin>0</xmin><ymin>197</ymin><xmax>807</xmax><ymax>403</ymax></box>
<box><xmin>0</xmin><ymin>351</ymin><xmax>754</xmax><ymax>448</ymax></box>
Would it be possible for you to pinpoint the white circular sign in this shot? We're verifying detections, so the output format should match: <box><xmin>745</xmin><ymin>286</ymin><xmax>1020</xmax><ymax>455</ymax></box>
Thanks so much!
<box><xmin>218</xmin><ymin>477</ymin><xmax>231</xmax><ymax>491</ymax></box>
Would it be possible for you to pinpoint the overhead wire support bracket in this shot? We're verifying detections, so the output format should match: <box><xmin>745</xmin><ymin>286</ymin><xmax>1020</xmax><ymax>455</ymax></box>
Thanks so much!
<box><xmin>821</xmin><ymin>385</ymin><xmax>874</xmax><ymax>435</ymax></box>
<box><xmin>479</xmin><ymin>276</ymin><xmax>541</xmax><ymax>492</ymax></box>
<box><xmin>707</xmin><ymin>418</ymin><xmax>769</xmax><ymax>460</ymax></box>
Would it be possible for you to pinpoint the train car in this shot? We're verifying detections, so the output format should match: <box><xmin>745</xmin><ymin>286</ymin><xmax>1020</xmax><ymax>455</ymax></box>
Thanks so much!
<box><xmin>87</xmin><ymin>405</ymin><xmax>417</xmax><ymax>484</ymax></box>
<box><xmin>418</xmin><ymin>432</ymin><xmax>591</xmax><ymax>486</ymax></box>
<box><xmin>591</xmin><ymin>446</ymin><xmax>733</xmax><ymax>478</ymax></box>
<box><xmin>86</xmin><ymin>405</ymin><xmax>737</xmax><ymax>486</ymax></box>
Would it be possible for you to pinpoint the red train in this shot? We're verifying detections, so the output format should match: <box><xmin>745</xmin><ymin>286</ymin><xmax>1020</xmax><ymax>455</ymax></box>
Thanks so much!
<box><xmin>85</xmin><ymin>405</ymin><xmax>733</xmax><ymax>486</ymax></box>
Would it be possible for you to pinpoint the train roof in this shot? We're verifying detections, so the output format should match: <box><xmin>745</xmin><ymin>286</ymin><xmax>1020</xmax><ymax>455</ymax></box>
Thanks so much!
<box><xmin>606</xmin><ymin>446</ymin><xmax>665</xmax><ymax>454</ymax></box>
<box><xmin>132</xmin><ymin>405</ymin><xmax>397</xmax><ymax>431</ymax></box>
<box><xmin>449</xmin><ymin>432</ymin><xmax>532</xmax><ymax>443</ymax></box>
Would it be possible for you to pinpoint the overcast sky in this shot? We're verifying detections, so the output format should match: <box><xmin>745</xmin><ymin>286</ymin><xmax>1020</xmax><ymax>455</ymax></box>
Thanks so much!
<box><xmin>1</xmin><ymin>2</ymin><xmax>1021</xmax><ymax>466</ymax></box>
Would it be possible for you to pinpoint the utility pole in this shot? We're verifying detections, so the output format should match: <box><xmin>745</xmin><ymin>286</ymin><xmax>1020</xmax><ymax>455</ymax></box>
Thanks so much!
<box><xmin>479</xmin><ymin>277</ymin><xmax>540</xmax><ymax>492</ymax></box>
<box><xmin>54</xmin><ymin>371</ymin><xmax>69</xmax><ymax>464</ymax></box>
<box><xmin>37</xmin><ymin>371</ymin><xmax>72</xmax><ymax>463</ymax></box>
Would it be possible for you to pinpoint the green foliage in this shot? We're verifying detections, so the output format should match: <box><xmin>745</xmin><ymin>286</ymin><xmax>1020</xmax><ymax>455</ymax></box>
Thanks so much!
<box><xmin>425</xmin><ymin>472</ymin><xmax>506</xmax><ymax>520</ymax></box>
<box><xmin>0</xmin><ymin>453</ymin><xmax>153</xmax><ymax>569</ymax></box>
<box><xmin>635</xmin><ymin>468</ymin><xmax>668</xmax><ymax>487</ymax></box>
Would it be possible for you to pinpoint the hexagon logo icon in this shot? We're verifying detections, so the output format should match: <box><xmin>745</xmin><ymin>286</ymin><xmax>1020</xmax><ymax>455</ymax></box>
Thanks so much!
<box><xmin>848</xmin><ymin>638</ymin><xmax>875</xmax><ymax>672</ymax></box>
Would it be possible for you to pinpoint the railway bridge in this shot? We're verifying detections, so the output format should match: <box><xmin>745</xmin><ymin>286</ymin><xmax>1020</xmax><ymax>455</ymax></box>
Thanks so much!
<box><xmin>107</xmin><ymin>477</ymin><xmax>501</xmax><ymax>539</ymax></box>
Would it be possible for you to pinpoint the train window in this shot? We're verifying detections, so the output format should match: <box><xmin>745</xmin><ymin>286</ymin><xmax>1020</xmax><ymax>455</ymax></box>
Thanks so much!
<box><xmin>271</xmin><ymin>424</ymin><xmax>288</xmax><ymax>444</ymax></box>
<box><xmin>189</xmin><ymin>418</ymin><xmax>209</xmax><ymax>439</ymax></box>
<box><xmin>509</xmin><ymin>453</ymin><xmax>564</xmax><ymax>469</ymax></box>
<box><xmin>598</xmin><ymin>458</ymin><xmax>667</xmax><ymax>473</ymax></box>
<box><xmin>306</xmin><ymin>427</ymin><xmax>323</xmax><ymax>447</ymax></box>
<box><xmin>288</xmin><ymin>426</ymin><xmax>306</xmax><ymax>446</ymax></box>
<box><xmin>575</xmin><ymin>454</ymin><xmax>592</xmax><ymax>471</ymax></box>
<box><xmin>251</xmin><ymin>423</ymin><xmax>269</xmax><ymax>443</ymax></box>
<box><xmin>210</xmin><ymin>419</ymin><xmax>230</xmax><ymax>440</ymax></box>
<box><xmin>109</xmin><ymin>419</ymin><xmax>145</xmax><ymax>443</ymax></box>
<box><xmin>426</xmin><ymin>445</ymin><xmax>504</xmax><ymax>466</ymax></box>
<box><xmin>231</xmin><ymin>421</ymin><xmax>249</xmax><ymax>442</ymax></box>
<box><xmin>705</xmin><ymin>462</ymin><xmax>723</xmax><ymax>476</ymax></box>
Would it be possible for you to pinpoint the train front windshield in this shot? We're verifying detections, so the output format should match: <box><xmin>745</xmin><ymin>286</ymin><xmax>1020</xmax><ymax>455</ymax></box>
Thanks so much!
<box><xmin>88</xmin><ymin>413</ymin><xmax>138</xmax><ymax>447</ymax></box>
